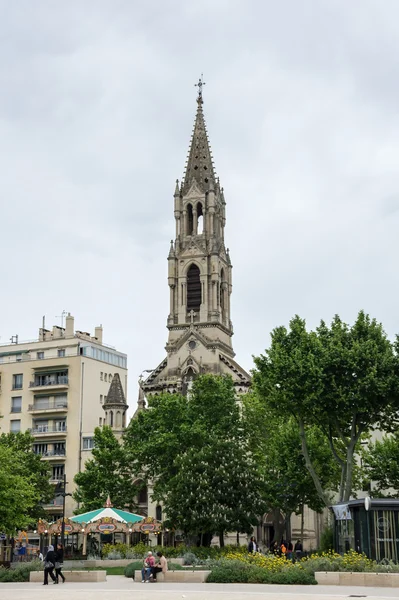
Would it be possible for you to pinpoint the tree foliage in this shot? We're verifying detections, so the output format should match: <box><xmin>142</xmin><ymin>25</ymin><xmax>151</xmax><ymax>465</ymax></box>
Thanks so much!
<box><xmin>124</xmin><ymin>374</ymin><xmax>266</xmax><ymax>543</ymax></box>
<box><xmin>253</xmin><ymin>311</ymin><xmax>399</xmax><ymax>506</ymax></box>
<box><xmin>363</xmin><ymin>432</ymin><xmax>399</xmax><ymax>495</ymax></box>
<box><xmin>73</xmin><ymin>426</ymin><xmax>140</xmax><ymax>513</ymax></box>
<box><xmin>0</xmin><ymin>431</ymin><xmax>54</xmax><ymax>533</ymax></box>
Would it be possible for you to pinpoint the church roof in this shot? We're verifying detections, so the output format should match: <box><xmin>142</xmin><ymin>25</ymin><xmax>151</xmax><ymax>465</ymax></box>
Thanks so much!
<box><xmin>104</xmin><ymin>372</ymin><xmax>127</xmax><ymax>406</ymax></box>
<box><xmin>182</xmin><ymin>86</ymin><xmax>216</xmax><ymax>195</ymax></box>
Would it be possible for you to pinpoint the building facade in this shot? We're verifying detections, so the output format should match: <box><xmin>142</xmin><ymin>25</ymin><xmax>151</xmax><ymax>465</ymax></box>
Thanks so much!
<box><xmin>0</xmin><ymin>313</ymin><xmax>127</xmax><ymax>518</ymax></box>
<box><xmin>142</xmin><ymin>80</ymin><xmax>250</xmax><ymax>397</ymax></box>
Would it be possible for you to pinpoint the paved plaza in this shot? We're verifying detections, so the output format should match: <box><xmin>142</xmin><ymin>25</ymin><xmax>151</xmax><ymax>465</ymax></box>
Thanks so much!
<box><xmin>1</xmin><ymin>576</ymin><xmax>399</xmax><ymax>600</ymax></box>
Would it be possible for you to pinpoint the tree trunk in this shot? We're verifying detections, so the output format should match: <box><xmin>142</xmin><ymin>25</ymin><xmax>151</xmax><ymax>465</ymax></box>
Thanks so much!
<box><xmin>272</xmin><ymin>508</ymin><xmax>284</xmax><ymax>544</ymax></box>
<box><xmin>343</xmin><ymin>439</ymin><xmax>356</xmax><ymax>502</ymax></box>
<box><xmin>219</xmin><ymin>531</ymin><xmax>225</xmax><ymax>547</ymax></box>
<box><xmin>299</xmin><ymin>418</ymin><xmax>331</xmax><ymax>507</ymax></box>
<box><xmin>300</xmin><ymin>502</ymin><xmax>305</xmax><ymax>545</ymax></box>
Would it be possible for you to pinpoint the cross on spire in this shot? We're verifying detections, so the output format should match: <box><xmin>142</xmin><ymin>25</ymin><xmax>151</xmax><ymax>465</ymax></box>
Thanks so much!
<box><xmin>195</xmin><ymin>74</ymin><xmax>206</xmax><ymax>103</ymax></box>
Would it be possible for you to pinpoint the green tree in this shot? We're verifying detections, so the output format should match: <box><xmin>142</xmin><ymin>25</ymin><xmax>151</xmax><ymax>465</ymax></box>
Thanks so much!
<box><xmin>0</xmin><ymin>445</ymin><xmax>42</xmax><ymax>533</ymax></box>
<box><xmin>73</xmin><ymin>426</ymin><xmax>140</xmax><ymax>513</ymax></box>
<box><xmin>253</xmin><ymin>311</ymin><xmax>399</xmax><ymax>506</ymax></box>
<box><xmin>0</xmin><ymin>431</ymin><xmax>53</xmax><ymax>522</ymax></box>
<box><xmin>363</xmin><ymin>432</ymin><xmax>399</xmax><ymax>495</ymax></box>
<box><xmin>243</xmin><ymin>392</ymin><xmax>340</xmax><ymax>541</ymax></box>
<box><xmin>125</xmin><ymin>374</ymin><xmax>266</xmax><ymax>545</ymax></box>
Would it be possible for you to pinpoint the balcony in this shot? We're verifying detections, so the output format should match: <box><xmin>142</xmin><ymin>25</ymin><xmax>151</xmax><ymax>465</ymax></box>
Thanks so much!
<box><xmin>29</xmin><ymin>376</ymin><xmax>69</xmax><ymax>391</ymax></box>
<box><xmin>31</xmin><ymin>425</ymin><xmax>67</xmax><ymax>437</ymax></box>
<box><xmin>41</xmin><ymin>450</ymin><xmax>66</xmax><ymax>461</ymax></box>
<box><xmin>28</xmin><ymin>400</ymin><xmax>68</xmax><ymax>414</ymax></box>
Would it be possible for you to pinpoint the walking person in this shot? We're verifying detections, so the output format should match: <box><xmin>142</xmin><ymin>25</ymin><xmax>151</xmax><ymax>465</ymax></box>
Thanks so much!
<box><xmin>141</xmin><ymin>551</ymin><xmax>154</xmax><ymax>583</ymax></box>
<box><xmin>151</xmin><ymin>551</ymin><xmax>168</xmax><ymax>582</ymax></box>
<box><xmin>54</xmin><ymin>543</ymin><xmax>65</xmax><ymax>583</ymax></box>
<box><xmin>43</xmin><ymin>545</ymin><xmax>57</xmax><ymax>585</ymax></box>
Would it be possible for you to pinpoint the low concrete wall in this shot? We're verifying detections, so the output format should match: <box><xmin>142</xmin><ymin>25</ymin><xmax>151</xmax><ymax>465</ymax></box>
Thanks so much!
<box><xmin>134</xmin><ymin>570</ymin><xmax>210</xmax><ymax>583</ymax></box>
<box><xmin>65</xmin><ymin>557</ymin><xmax>185</xmax><ymax>568</ymax></box>
<box><xmin>30</xmin><ymin>570</ymin><xmax>106</xmax><ymax>583</ymax></box>
<box><xmin>315</xmin><ymin>572</ymin><xmax>399</xmax><ymax>587</ymax></box>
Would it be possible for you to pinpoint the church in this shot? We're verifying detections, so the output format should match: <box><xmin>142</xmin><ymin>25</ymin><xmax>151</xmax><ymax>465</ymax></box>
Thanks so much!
<box><xmin>134</xmin><ymin>80</ymin><xmax>323</xmax><ymax>549</ymax></box>
<box><xmin>141</xmin><ymin>78</ymin><xmax>251</xmax><ymax>400</ymax></box>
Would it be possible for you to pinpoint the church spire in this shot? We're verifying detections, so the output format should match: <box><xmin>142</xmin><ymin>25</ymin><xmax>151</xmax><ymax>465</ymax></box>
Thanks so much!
<box><xmin>182</xmin><ymin>76</ymin><xmax>216</xmax><ymax>195</ymax></box>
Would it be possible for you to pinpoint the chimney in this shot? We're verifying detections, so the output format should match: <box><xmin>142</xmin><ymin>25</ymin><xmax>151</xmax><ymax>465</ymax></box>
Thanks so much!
<box><xmin>94</xmin><ymin>325</ymin><xmax>103</xmax><ymax>345</ymax></box>
<box><xmin>65</xmin><ymin>313</ymin><xmax>74</xmax><ymax>337</ymax></box>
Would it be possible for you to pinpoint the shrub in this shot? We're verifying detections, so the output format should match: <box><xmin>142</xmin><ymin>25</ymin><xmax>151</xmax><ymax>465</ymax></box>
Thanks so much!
<box><xmin>206</xmin><ymin>562</ymin><xmax>316</xmax><ymax>585</ymax></box>
<box><xmin>106</xmin><ymin>551</ymin><xmax>123</xmax><ymax>560</ymax></box>
<box><xmin>0</xmin><ymin>560</ymin><xmax>43</xmax><ymax>583</ymax></box>
<box><xmin>319</xmin><ymin>526</ymin><xmax>334</xmax><ymax>552</ymax></box>
<box><xmin>182</xmin><ymin>551</ymin><xmax>202</xmax><ymax>566</ymax></box>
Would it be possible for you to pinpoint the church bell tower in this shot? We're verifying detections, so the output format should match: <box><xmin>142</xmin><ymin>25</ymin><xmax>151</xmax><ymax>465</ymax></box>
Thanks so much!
<box><xmin>142</xmin><ymin>79</ymin><xmax>250</xmax><ymax>396</ymax></box>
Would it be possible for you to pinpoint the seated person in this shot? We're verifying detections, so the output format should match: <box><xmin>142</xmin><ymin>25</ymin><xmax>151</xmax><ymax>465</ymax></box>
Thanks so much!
<box><xmin>141</xmin><ymin>551</ymin><xmax>155</xmax><ymax>583</ymax></box>
<box><xmin>151</xmin><ymin>551</ymin><xmax>168</xmax><ymax>581</ymax></box>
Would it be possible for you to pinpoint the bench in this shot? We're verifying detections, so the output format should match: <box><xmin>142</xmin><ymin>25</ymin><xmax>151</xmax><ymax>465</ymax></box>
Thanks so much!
<box><xmin>30</xmin><ymin>570</ymin><xmax>107</xmax><ymax>583</ymax></box>
<box><xmin>134</xmin><ymin>570</ymin><xmax>210</xmax><ymax>583</ymax></box>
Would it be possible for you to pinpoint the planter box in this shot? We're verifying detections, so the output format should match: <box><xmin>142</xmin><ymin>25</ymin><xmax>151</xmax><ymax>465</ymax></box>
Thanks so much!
<box><xmin>30</xmin><ymin>570</ymin><xmax>106</xmax><ymax>583</ymax></box>
<box><xmin>134</xmin><ymin>570</ymin><xmax>210</xmax><ymax>583</ymax></box>
<box><xmin>315</xmin><ymin>572</ymin><xmax>399</xmax><ymax>587</ymax></box>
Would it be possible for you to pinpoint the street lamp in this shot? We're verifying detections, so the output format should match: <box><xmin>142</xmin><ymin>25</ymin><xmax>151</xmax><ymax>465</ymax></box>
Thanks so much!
<box><xmin>57</xmin><ymin>474</ymin><xmax>72</xmax><ymax>547</ymax></box>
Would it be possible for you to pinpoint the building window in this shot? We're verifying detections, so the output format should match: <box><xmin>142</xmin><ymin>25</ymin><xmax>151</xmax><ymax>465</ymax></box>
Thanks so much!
<box><xmin>104</xmin><ymin>373</ymin><xmax>107</xmax><ymax>382</ymax></box>
<box><xmin>52</xmin><ymin>465</ymin><xmax>64</xmax><ymax>480</ymax></box>
<box><xmin>109</xmin><ymin>374</ymin><xmax>112</xmax><ymax>383</ymax></box>
<box><xmin>54</xmin><ymin>442</ymin><xmax>66</xmax><ymax>456</ymax></box>
<box><xmin>100</xmin><ymin>394</ymin><xmax>103</xmax><ymax>404</ymax></box>
<box><xmin>187</xmin><ymin>263</ymin><xmax>201</xmax><ymax>311</ymax></box>
<box><xmin>58</xmin><ymin>349</ymin><xmax>65</xmax><ymax>358</ymax></box>
<box><xmin>37</xmin><ymin>352</ymin><xmax>44</xmax><ymax>360</ymax></box>
<box><xmin>11</xmin><ymin>396</ymin><xmax>22</xmax><ymax>413</ymax></box>
<box><xmin>99</xmin><ymin>417</ymin><xmax>102</xmax><ymax>426</ymax></box>
<box><xmin>10</xmin><ymin>420</ymin><xmax>21</xmax><ymax>433</ymax></box>
<box><xmin>82</xmin><ymin>437</ymin><xmax>95</xmax><ymax>450</ymax></box>
<box><xmin>33</xmin><ymin>443</ymin><xmax>48</xmax><ymax>455</ymax></box>
<box><xmin>100</xmin><ymin>372</ymin><xmax>103</xmax><ymax>381</ymax></box>
<box><xmin>104</xmin><ymin>395</ymin><xmax>107</xmax><ymax>403</ymax></box>
<box><xmin>16</xmin><ymin>354</ymin><xmax>22</xmax><ymax>362</ymax></box>
<box><xmin>54</xmin><ymin>420</ymin><xmax>66</xmax><ymax>432</ymax></box>
<box><xmin>12</xmin><ymin>374</ymin><xmax>23</xmax><ymax>390</ymax></box>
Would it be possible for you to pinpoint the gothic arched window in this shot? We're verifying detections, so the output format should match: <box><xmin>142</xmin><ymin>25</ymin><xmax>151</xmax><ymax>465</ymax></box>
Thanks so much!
<box><xmin>110</xmin><ymin>411</ymin><xmax>114</xmax><ymax>427</ymax></box>
<box><xmin>187</xmin><ymin>204</ymin><xmax>193</xmax><ymax>235</ymax></box>
<box><xmin>197</xmin><ymin>202</ymin><xmax>204</xmax><ymax>234</ymax></box>
<box><xmin>187</xmin><ymin>264</ymin><xmax>201</xmax><ymax>311</ymax></box>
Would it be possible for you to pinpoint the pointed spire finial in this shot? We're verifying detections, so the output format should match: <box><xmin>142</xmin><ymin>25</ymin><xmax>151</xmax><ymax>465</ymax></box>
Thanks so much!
<box><xmin>104</xmin><ymin>494</ymin><xmax>113</xmax><ymax>508</ymax></box>
<box><xmin>194</xmin><ymin>74</ymin><xmax>206</xmax><ymax>104</ymax></box>
<box><xmin>174</xmin><ymin>179</ymin><xmax>180</xmax><ymax>196</ymax></box>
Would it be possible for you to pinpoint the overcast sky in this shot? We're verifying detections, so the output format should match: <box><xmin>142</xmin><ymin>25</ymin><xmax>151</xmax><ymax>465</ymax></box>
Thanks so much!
<box><xmin>1</xmin><ymin>1</ymin><xmax>399</xmax><ymax>415</ymax></box>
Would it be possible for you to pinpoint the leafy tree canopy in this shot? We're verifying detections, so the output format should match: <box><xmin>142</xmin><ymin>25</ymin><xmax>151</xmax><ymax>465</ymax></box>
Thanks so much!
<box><xmin>124</xmin><ymin>374</ymin><xmax>266</xmax><ymax>544</ymax></box>
<box><xmin>253</xmin><ymin>311</ymin><xmax>399</xmax><ymax>506</ymax></box>
<box><xmin>73</xmin><ymin>426</ymin><xmax>141</xmax><ymax>513</ymax></box>
<box><xmin>363</xmin><ymin>432</ymin><xmax>399</xmax><ymax>496</ymax></box>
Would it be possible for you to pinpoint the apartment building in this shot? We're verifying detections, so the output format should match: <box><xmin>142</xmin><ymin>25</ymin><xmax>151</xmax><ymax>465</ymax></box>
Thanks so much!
<box><xmin>0</xmin><ymin>313</ymin><xmax>128</xmax><ymax>518</ymax></box>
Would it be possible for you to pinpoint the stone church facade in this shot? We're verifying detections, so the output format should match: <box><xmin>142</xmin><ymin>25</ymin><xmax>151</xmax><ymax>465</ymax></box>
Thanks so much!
<box><xmin>132</xmin><ymin>82</ymin><xmax>323</xmax><ymax>550</ymax></box>
<box><xmin>141</xmin><ymin>80</ymin><xmax>250</xmax><ymax>399</ymax></box>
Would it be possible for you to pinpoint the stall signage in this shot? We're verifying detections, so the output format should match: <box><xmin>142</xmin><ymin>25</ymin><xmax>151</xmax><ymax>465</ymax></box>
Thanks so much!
<box><xmin>141</xmin><ymin>524</ymin><xmax>156</xmax><ymax>532</ymax></box>
<box><xmin>98</xmin><ymin>523</ymin><xmax>116</xmax><ymax>533</ymax></box>
<box><xmin>64</xmin><ymin>525</ymin><xmax>73</xmax><ymax>533</ymax></box>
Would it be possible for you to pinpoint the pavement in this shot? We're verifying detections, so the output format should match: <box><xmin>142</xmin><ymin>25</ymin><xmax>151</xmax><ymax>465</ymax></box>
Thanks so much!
<box><xmin>1</xmin><ymin>576</ymin><xmax>399</xmax><ymax>599</ymax></box>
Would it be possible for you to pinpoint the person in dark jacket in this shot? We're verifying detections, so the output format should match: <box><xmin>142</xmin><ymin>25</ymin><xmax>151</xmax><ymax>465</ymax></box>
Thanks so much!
<box><xmin>43</xmin><ymin>545</ymin><xmax>57</xmax><ymax>585</ymax></box>
<box><xmin>55</xmin><ymin>543</ymin><xmax>65</xmax><ymax>583</ymax></box>
<box><xmin>248</xmin><ymin>536</ymin><xmax>257</xmax><ymax>553</ymax></box>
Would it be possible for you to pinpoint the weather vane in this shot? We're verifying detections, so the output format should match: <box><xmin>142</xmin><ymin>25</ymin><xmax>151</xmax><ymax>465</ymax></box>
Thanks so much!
<box><xmin>195</xmin><ymin>74</ymin><xmax>206</xmax><ymax>101</ymax></box>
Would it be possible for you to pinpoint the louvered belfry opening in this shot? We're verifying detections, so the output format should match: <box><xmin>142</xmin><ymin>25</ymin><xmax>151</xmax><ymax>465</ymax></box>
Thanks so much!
<box><xmin>187</xmin><ymin>264</ymin><xmax>201</xmax><ymax>311</ymax></box>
